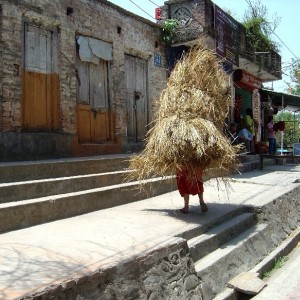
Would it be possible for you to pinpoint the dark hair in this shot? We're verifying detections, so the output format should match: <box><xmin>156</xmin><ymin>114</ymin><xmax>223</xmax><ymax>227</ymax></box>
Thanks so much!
<box><xmin>246</xmin><ymin>108</ymin><xmax>253</xmax><ymax>118</ymax></box>
<box><xmin>267</xmin><ymin>115</ymin><xmax>273</xmax><ymax>123</ymax></box>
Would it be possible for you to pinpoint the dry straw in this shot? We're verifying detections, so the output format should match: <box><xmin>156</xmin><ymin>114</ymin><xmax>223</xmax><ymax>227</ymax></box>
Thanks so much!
<box><xmin>128</xmin><ymin>41</ymin><xmax>241</xmax><ymax>182</ymax></box>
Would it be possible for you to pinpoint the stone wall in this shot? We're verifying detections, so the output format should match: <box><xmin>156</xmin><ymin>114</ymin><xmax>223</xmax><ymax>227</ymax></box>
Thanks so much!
<box><xmin>159</xmin><ymin>0</ymin><xmax>211</xmax><ymax>46</ymax></box>
<box><xmin>0</xmin><ymin>1</ymin><xmax>3</xmax><ymax>132</ymax></box>
<box><xmin>22</xmin><ymin>238</ymin><xmax>203</xmax><ymax>300</ymax></box>
<box><xmin>255</xmin><ymin>185</ymin><xmax>300</xmax><ymax>247</ymax></box>
<box><xmin>0</xmin><ymin>0</ymin><xmax>167</xmax><ymax>160</ymax></box>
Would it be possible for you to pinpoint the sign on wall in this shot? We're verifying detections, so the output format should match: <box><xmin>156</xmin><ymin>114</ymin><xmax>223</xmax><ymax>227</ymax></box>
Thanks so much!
<box><xmin>154</xmin><ymin>54</ymin><xmax>162</xmax><ymax>67</ymax></box>
<box><xmin>214</xmin><ymin>5</ymin><xmax>240</xmax><ymax>67</ymax></box>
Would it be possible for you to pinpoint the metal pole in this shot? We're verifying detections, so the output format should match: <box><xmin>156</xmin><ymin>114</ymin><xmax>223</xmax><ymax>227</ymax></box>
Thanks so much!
<box><xmin>280</xmin><ymin>94</ymin><xmax>284</xmax><ymax>155</ymax></box>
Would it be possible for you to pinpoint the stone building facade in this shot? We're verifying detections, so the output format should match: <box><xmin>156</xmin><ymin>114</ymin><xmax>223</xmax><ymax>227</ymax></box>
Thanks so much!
<box><xmin>0</xmin><ymin>0</ymin><xmax>167</xmax><ymax>161</ymax></box>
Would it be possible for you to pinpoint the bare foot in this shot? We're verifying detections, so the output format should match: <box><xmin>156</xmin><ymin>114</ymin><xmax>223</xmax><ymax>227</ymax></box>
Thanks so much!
<box><xmin>180</xmin><ymin>208</ymin><xmax>189</xmax><ymax>214</ymax></box>
<box><xmin>200</xmin><ymin>202</ymin><xmax>208</xmax><ymax>213</ymax></box>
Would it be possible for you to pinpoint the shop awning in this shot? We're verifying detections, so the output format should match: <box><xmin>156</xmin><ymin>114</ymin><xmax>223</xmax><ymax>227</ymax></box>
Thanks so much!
<box><xmin>260</xmin><ymin>89</ymin><xmax>300</xmax><ymax>112</ymax></box>
<box><xmin>234</xmin><ymin>69</ymin><xmax>262</xmax><ymax>92</ymax></box>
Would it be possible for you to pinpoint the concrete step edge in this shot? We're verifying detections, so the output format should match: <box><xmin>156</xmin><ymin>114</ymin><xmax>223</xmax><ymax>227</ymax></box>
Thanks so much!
<box><xmin>0</xmin><ymin>170</ymin><xmax>130</xmax><ymax>187</ymax></box>
<box><xmin>0</xmin><ymin>175</ymin><xmax>175</xmax><ymax>209</ymax></box>
<box><xmin>213</xmin><ymin>226</ymin><xmax>300</xmax><ymax>300</ymax></box>
<box><xmin>0</xmin><ymin>154</ymin><xmax>132</xmax><ymax>167</ymax></box>
<box><xmin>175</xmin><ymin>206</ymin><xmax>249</xmax><ymax>241</ymax></box>
<box><xmin>0</xmin><ymin>155</ymin><xmax>132</xmax><ymax>183</ymax></box>
<box><xmin>195</xmin><ymin>223</ymin><xmax>268</xmax><ymax>272</ymax></box>
<box><xmin>194</xmin><ymin>223</ymin><xmax>269</xmax><ymax>299</ymax></box>
<box><xmin>0</xmin><ymin>176</ymin><xmax>176</xmax><ymax>233</ymax></box>
<box><xmin>0</xmin><ymin>170</ymin><xmax>132</xmax><ymax>204</ymax></box>
<box><xmin>188</xmin><ymin>212</ymin><xmax>256</xmax><ymax>262</ymax></box>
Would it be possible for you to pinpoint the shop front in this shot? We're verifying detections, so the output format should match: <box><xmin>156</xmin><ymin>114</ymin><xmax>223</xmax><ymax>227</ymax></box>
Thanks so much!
<box><xmin>233</xmin><ymin>69</ymin><xmax>263</xmax><ymax>150</ymax></box>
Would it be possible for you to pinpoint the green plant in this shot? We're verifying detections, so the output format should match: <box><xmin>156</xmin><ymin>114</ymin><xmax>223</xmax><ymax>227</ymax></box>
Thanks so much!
<box><xmin>274</xmin><ymin>256</ymin><xmax>289</xmax><ymax>269</ymax></box>
<box><xmin>263</xmin><ymin>256</ymin><xmax>289</xmax><ymax>279</ymax></box>
<box><xmin>161</xmin><ymin>19</ymin><xmax>179</xmax><ymax>45</ymax></box>
<box><xmin>242</xmin><ymin>0</ymin><xmax>280</xmax><ymax>52</ymax></box>
<box><xmin>243</xmin><ymin>17</ymin><xmax>276</xmax><ymax>52</ymax></box>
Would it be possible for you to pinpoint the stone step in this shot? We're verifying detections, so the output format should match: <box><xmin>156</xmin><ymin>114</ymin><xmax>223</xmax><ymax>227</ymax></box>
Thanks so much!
<box><xmin>214</xmin><ymin>226</ymin><xmax>300</xmax><ymax>300</ymax></box>
<box><xmin>0</xmin><ymin>176</ymin><xmax>176</xmax><ymax>233</ymax></box>
<box><xmin>0</xmin><ymin>154</ymin><xmax>131</xmax><ymax>183</ymax></box>
<box><xmin>175</xmin><ymin>205</ymin><xmax>249</xmax><ymax>242</ymax></box>
<box><xmin>237</xmin><ymin>154</ymin><xmax>259</xmax><ymax>163</ymax></box>
<box><xmin>238</xmin><ymin>161</ymin><xmax>259</xmax><ymax>173</ymax></box>
<box><xmin>194</xmin><ymin>223</ymin><xmax>269</xmax><ymax>300</ymax></box>
<box><xmin>0</xmin><ymin>153</ymin><xmax>258</xmax><ymax>184</ymax></box>
<box><xmin>188</xmin><ymin>212</ymin><xmax>256</xmax><ymax>262</ymax></box>
<box><xmin>0</xmin><ymin>170</ymin><xmax>130</xmax><ymax>203</ymax></box>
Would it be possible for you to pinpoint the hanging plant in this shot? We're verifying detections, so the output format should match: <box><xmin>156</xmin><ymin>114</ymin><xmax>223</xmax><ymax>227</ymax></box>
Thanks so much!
<box><xmin>161</xmin><ymin>19</ymin><xmax>179</xmax><ymax>45</ymax></box>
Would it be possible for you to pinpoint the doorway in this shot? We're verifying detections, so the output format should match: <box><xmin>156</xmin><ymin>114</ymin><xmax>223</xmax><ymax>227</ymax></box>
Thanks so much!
<box><xmin>125</xmin><ymin>55</ymin><xmax>148</xmax><ymax>142</ymax></box>
<box><xmin>76</xmin><ymin>36</ymin><xmax>111</xmax><ymax>143</ymax></box>
<box><xmin>22</xmin><ymin>24</ymin><xmax>59</xmax><ymax>131</ymax></box>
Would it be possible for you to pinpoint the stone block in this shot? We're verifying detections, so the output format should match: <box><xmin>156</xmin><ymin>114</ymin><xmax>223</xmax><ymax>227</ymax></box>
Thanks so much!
<box><xmin>227</xmin><ymin>272</ymin><xmax>267</xmax><ymax>295</ymax></box>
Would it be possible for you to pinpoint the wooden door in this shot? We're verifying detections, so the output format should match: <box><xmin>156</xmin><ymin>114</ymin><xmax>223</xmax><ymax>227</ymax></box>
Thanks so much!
<box><xmin>77</xmin><ymin>59</ymin><xmax>110</xmax><ymax>143</ymax></box>
<box><xmin>22</xmin><ymin>24</ymin><xmax>59</xmax><ymax>131</ymax></box>
<box><xmin>125</xmin><ymin>55</ymin><xmax>148</xmax><ymax>142</ymax></box>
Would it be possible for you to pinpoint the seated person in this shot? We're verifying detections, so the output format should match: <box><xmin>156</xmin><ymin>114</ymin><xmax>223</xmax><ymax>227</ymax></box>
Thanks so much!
<box><xmin>226</xmin><ymin>122</ymin><xmax>239</xmax><ymax>145</ymax></box>
<box><xmin>238</xmin><ymin>127</ymin><xmax>252</xmax><ymax>153</ymax></box>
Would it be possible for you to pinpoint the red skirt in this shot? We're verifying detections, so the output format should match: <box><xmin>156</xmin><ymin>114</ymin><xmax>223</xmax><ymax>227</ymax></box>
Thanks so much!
<box><xmin>176</xmin><ymin>169</ymin><xmax>204</xmax><ymax>197</ymax></box>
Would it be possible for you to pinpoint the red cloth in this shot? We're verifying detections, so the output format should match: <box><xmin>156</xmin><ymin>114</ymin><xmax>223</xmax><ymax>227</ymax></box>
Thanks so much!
<box><xmin>176</xmin><ymin>169</ymin><xmax>204</xmax><ymax>197</ymax></box>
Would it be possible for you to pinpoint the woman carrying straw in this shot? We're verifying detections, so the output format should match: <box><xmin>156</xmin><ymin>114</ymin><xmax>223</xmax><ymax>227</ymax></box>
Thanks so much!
<box><xmin>176</xmin><ymin>168</ymin><xmax>208</xmax><ymax>214</ymax></box>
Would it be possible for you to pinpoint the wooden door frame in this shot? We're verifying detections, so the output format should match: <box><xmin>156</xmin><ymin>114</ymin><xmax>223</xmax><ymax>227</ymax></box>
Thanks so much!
<box><xmin>125</xmin><ymin>54</ymin><xmax>149</xmax><ymax>142</ymax></box>
<box><xmin>76</xmin><ymin>51</ymin><xmax>112</xmax><ymax>143</ymax></box>
<box><xmin>21</xmin><ymin>22</ymin><xmax>59</xmax><ymax>131</ymax></box>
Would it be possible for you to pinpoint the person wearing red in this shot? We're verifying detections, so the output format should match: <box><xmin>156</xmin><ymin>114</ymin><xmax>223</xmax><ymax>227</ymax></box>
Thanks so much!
<box><xmin>176</xmin><ymin>168</ymin><xmax>208</xmax><ymax>214</ymax></box>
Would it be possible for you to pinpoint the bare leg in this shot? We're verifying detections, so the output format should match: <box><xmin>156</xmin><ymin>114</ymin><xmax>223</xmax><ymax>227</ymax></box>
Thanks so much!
<box><xmin>180</xmin><ymin>194</ymin><xmax>189</xmax><ymax>213</ymax></box>
<box><xmin>198</xmin><ymin>193</ymin><xmax>204</xmax><ymax>204</ymax></box>
<box><xmin>198</xmin><ymin>193</ymin><xmax>208</xmax><ymax>212</ymax></box>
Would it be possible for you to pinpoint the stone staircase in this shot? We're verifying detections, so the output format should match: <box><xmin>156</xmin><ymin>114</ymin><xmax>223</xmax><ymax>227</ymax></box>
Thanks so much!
<box><xmin>173</xmin><ymin>206</ymin><xmax>271</xmax><ymax>300</ymax></box>
<box><xmin>0</xmin><ymin>153</ymin><xmax>259</xmax><ymax>234</ymax></box>
<box><xmin>179</xmin><ymin>164</ymin><xmax>300</xmax><ymax>300</ymax></box>
<box><xmin>0</xmin><ymin>154</ymin><xmax>176</xmax><ymax>233</ymax></box>
<box><xmin>179</xmin><ymin>204</ymin><xmax>298</xmax><ymax>300</ymax></box>
<box><xmin>1</xmin><ymin>153</ymin><xmax>295</xmax><ymax>300</ymax></box>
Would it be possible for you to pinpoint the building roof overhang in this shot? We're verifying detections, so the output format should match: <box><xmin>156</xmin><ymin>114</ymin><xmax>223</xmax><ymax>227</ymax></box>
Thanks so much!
<box><xmin>260</xmin><ymin>89</ymin><xmax>300</xmax><ymax>112</ymax></box>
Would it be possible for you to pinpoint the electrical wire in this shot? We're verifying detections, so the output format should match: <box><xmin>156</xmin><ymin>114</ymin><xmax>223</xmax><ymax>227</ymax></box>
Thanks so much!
<box><xmin>271</xmin><ymin>31</ymin><xmax>299</xmax><ymax>60</ymax></box>
<box><xmin>147</xmin><ymin>0</ymin><xmax>161</xmax><ymax>7</ymax></box>
<box><xmin>127</xmin><ymin>0</ymin><xmax>156</xmax><ymax>20</ymax></box>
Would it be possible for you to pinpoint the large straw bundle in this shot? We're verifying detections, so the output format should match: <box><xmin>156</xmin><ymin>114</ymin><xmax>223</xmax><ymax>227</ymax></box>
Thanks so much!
<box><xmin>128</xmin><ymin>41</ymin><xmax>241</xmax><ymax>181</ymax></box>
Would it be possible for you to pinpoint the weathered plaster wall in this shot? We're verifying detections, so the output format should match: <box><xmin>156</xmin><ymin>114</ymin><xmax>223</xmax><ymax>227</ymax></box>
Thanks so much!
<box><xmin>0</xmin><ymin>1</ymin><xmax>3</xmax><ymax>131</ymax></box>
<box><xmin>0</xmin><ymin>0</ymin><xmax>167</xmax><ymax>160</ymax></box>
<box><xmin>1</xmin><ymin>1</ymin><xmax>24</xmax><ymax>132</ymax></box>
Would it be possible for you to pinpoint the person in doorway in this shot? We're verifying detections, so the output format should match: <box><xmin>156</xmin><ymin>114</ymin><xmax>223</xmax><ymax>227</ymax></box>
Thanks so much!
<box><xmin>238</xmin><ymin>127</ymin><xmax>252</xmax><ymax>153</ymax></box>
<box><xmin>242</xmin><ymin>108</ymin><xmax>255</xmax><ymax>135</ymax></box>
<box><xmin>266</xmin><ymin>115</ymin><xmax>277</xmax><ymax>155</ymax></box>
<box><xmin>176</xmin><ymin>168</ymin><xmax>208</xmax><ymax>214</ymax></box>
<box><xmin>242</xmin><ymin>108</ymin><xmax>256</xmax><ymax>152</ymax></box>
